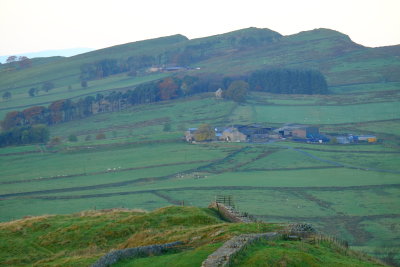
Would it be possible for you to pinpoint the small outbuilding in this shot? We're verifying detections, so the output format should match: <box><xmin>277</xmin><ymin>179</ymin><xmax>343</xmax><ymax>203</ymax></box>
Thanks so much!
<box><xmin>185</xmin><ymin>128</ymin><xmax>198</xmax><ymax>142</ymax></box>
<box><xmin>215</xmin><ymin>88</ymin><xmax>223</xmax><ymax>99</ymax></box>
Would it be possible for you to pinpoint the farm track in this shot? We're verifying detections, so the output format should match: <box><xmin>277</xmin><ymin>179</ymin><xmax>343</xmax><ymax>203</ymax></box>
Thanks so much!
<box><xmin>19</xmin><ymin>184</ymin><xmax>400</xmax><ymax>201</ymax></box>
<box><xmin>0</xmin><ymin>159</ymin><xmax>214</xmax><ymax>185</ymax></box>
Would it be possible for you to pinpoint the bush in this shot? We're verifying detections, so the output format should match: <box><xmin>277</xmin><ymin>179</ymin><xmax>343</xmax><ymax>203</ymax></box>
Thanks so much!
<box><xmin>68</xmin><ymin>134</ymin><xmax>78</xmax><ymax>142</ymax></box>
<box><xmin>163</xmin><ymin>123</ymin><xmax>171</xmax><ymax>132</ymax></box>
<box><xmin>96</xmin><ymin>133</ymin><xmax>106</xmax><ymax>140</ymax></box>
<box><xmin>49</xmin><ymin>136</ymin><xmax>62</xmax><ymax>145</ymax></box>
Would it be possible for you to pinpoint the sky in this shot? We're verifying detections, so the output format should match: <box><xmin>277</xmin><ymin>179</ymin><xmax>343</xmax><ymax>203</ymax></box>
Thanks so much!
<box><xmin>1</xmin><ymin>0</ymin><xmax>399</xmax><ymax>57</ymax></box>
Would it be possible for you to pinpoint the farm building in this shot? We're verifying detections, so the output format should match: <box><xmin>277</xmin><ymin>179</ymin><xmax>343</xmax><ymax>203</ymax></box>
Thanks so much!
<box><xmin>336</xmin><ymin>136</ymin><xmax>351</xmax><ymax>144</ymax></box>
<box><xmin>235</xmin><ymin>124</ymin><xmax>272</xmax><ymax>142</ymax></box>
<box><xmin>184</xmin><ymin>128</ymin><xmax>198</xmax><ymax>142</ymax></box>
<box><xmin>335</xmin><ymin>135</ymin><xmax>377</xmax><ymax>144</ymax></box>
<box><xmin>350</xmin><ymin>135</ymin><xmax>377</xmax><ymax>143</ymax></box>
<box><xmin>275</xmin><ymin>125</ymin><xmax>329</xmax><ymax>143</ymax></box>
<box><xmin>163</xmin><ymin>66</ymin><xmax>187</xmax><ymax>72</ymax></box>
<box><xmin>184</xmin><ymin>124</ymin><xmax>276</xmax><ymax>143</ymax></box>
<box><xmin>215</xmin><ymin>88</ymin><xmax>223</xmax><ymax>99</ymax></box>
<box><xmin>276</xmin><ymin>125</ymin><xmax>319</xmax><ymax>138</ymax></box>
<box><xmin>222</xmin><ymin>127</ymin><xmax>247</xmax><ymax>142</ymax></box>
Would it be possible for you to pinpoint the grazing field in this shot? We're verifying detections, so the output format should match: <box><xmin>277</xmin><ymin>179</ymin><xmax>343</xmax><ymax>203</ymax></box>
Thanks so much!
<box><xmin>1</xmin><ymin>88</ymin><xmax>400</xmax><ymax>263</ymax></box>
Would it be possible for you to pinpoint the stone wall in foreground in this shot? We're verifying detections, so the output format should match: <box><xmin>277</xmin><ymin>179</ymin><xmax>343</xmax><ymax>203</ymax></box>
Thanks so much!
<box><xmin>91</xmin><ymin>241</ymin><xmax>183</xmax><ymax>267</ymax></box>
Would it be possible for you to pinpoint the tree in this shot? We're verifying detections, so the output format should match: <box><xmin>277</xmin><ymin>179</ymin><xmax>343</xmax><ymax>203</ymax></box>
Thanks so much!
<box><xmin>49</xmin><ymin>136</ymin><xmax>62</xmax><ymax>146</ymax></box>
<box><xmin>194</xmin><ymin>124</ymin><xmax>215</xmax><ymax>142</ymax></box>
<box><xmin>6</xmin><ymin>56</ymin><xmax>17</xmax><ymax>64</ymax></box>
<box><xmin>28</xmin><ymin>88</ymin><xmax>37</xmax><ymax>97</ymax></box>
<box><xmin>158</xmin><ymin>77</ymin><xmax>181</xmax><ymax>100</ymax></box>
<box><xmin>81</xmin><ymin>80</ymin><xmax>88</xmax><ymax>88</ymax></box>
<box><xmin>163</xmin><ymin>122</ymin><xmax>171</xmax><ymax>132</ymax></box>
<box><xmin>68</xmin><ymin>134</ymin><xmax>78</xmax><ymax>142</ymax></box>
<box><xmin>2</xmin><ymin>91</ymin><xmax>11</xmax><ymax>101</ymax></box>
<box><xmin>17</xmin><ymin>56</ymin><xmax>31</xmax><ymax>69</ymax></box>
<box><xmin>42</xmin><ymin>81</ymin><xmax>55</xmax><ymax>92</ymax></box>
<box><xmin>1</xmin><ymin>111</ymin><xmax>24</xmax><ymax>130</ymax></box>
<box><xmin>224</xmin><ymin>80</ymin><xmax>249</xmax><ymax>103</ymax></box>
<box><xmin>96</xmin><ymin>133</ymin><xmax>106</xmax><ymax>140</ymax></box>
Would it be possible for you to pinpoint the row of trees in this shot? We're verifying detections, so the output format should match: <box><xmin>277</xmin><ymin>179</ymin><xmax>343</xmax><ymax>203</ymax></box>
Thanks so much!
<box><xmin>1</xmin><ymin>68</ymin><xmax>328</xmax><ymax>130</ymax></box>
<box><xmin>78</xmin><ymin>42</ymin><xmax>220</xmax><ymax>82</ymax></box>
<box><xmin>5</xmin><ymin>56</ymin><xmax>32</xmax><ymax>70</ymax></box>
<box><xmin>247</xmin><ymin>68</ymin><xmax>328</xmax><ymax>94</ymax></box>
<box><xmin>80</xmin><ymin>55</ymin><xmax>160</xmax><ymax>81</ymax></box>
<box><xmin>0</xmin><ymin>124</ymin><xmax>49</xmax><ymax>147</ymax></box>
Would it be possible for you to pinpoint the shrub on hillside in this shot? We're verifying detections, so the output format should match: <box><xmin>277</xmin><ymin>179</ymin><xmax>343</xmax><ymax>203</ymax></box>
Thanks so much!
<box><xmin>96</xmin><ymin>133</ymin><xmax>106</xmax><ymax>140</ymax></box>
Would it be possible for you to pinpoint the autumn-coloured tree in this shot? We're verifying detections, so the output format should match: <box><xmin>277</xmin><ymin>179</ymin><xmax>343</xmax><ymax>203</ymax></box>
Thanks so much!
<box><xmin>48</xmin><ymin>100</ymin><xmax>65</xmax><ymax>124</ymax></box>
<box><xmin>1</xmin><ymin>111</ymin><xmax>24</xmax><ymax>130</ymax></box>
<box><xmin>194</xmin><ymin>124</ymin><xmax>215</xmax><ymax>142</ymax></box>
<box><xmin>158</xmin><ymin>77</ymin><xmax>181</xmax><ymax>100</ymax></box>
<box><xmin>22</xmin><ymin>106</ymin><xmax>47</xmax><ymax>125</ymax></box>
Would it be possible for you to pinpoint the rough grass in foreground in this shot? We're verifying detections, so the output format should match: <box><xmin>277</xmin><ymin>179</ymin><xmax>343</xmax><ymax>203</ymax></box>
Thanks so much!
<box><xmin>0</xmin><ymin>206</ymin><xmax>282</xmax><ymax>266</ymax></box>
<box><xmin>231</xmin><ymin>239</ymin><xmax>385</xmax><ymax>267</ymax></box>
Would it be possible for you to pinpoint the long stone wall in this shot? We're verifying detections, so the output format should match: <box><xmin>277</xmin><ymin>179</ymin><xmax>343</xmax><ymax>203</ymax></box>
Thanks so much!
<box><xmin>201</xmin><ymin>232</ymin><xmax>279</xmax><ymax>267</ymax></box>
<box><xmin>208</xmin><ymin>202</ymin><xmax>253</xmax><ymax>223</ymax></box>
<box><xmin>91</xmin><ymin>241</ymin><xmax>183</xmax><ymax>267</ymax></box>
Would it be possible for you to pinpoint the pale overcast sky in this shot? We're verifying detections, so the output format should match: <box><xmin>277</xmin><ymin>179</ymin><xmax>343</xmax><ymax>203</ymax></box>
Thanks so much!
<box><xmin>1</xmin><ymin>0</ymin><xmax>399</xmax><ymax>56</ymax></box>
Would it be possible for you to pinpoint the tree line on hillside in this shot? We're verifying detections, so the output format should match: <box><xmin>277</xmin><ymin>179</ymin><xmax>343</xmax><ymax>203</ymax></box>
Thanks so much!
<box><xmin>248</xmin><ymin>69</ymin><xmax>327</xmax><ymax>94</ymax></box>
<box><xmin>78</xmin><ymin>36</ymin><xmax>283</xmax><ymax>82</ymax></box>
<box><xmin>1</xmin><ymin>68</ymin><xmax>328</xmax><ymax>133</ymax></box>
<box><xmin>0</xmin><ymin>75</ymin><xmax>211</xmax><ymax>131</ymax></box>
<box><xmin>0</xmin><ymin>124</ymin><xmax>49</xmax><ymax>147</ymax></box>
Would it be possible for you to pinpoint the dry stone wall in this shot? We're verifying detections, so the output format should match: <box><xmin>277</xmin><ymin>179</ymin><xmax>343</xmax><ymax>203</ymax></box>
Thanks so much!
<box><xmin>201</xmin><ymin>232</ymin><xmax>279</xmax><ymax>267</ymax></box>
<box><xmin>208</xmin><ymin>202</ymin><xmax>253</xmax><ymax>223</ymax></box>
<box><xmin>91</xmin><ymin>241</ymin><xmax>183</xmax><ymax>267</ymax></box>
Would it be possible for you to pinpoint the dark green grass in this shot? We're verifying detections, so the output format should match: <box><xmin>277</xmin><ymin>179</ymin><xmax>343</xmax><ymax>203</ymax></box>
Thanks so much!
<box><xmin>231</xmin><ymin>240</ymin><xmax>384</xmax><ymax>267</ymax></box>
<box><xmin>0</xmin><ymin>142</ymin><xmax>227</xmax><ymax>183</ymax></box>
<box><xmin>114</xmin><ymin>243</ymin><xmax>222</xmax><ymax>267</ymax></box>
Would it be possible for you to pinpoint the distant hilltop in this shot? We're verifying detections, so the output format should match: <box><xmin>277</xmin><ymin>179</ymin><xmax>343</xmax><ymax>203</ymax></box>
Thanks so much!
<box><xmin>0</xmin><ymin>47</ymin><xmax>93</xmax><ymax>63</ymax></box>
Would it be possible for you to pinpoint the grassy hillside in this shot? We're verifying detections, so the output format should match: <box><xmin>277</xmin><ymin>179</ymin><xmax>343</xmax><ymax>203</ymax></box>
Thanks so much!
<box><xmin>0</xmin><ymin>206</ymin><xmax>386</xmax><ymax>267</ymax></box>
<box><xmin>0</xmin><ymin>27</ymin><xmax>399</xmax><ymax>265</ymax></box>
<box><xmin>1</xmin><ymin>27</ymin><xmax>399</xmax><ymax>120</ymax></box>
<box><xmin>0</xmin><ymin>91</ymin><xmax>399</xmax><ymax>264</ymax></box>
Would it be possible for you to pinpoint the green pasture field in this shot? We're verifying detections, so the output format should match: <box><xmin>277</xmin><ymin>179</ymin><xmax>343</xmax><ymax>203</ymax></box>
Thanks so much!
<box><xmin>49</xmin><ymin>96</ymin><xmax>235</xmax><ymax>139</ymax></box>
<box><xmin>252</xmin><ymin>101</ymin><xmax>400</xmax><ymax>124</ymax></box>
<box><xmin>1</xmin><ymin>86</ymin><xmax>400</xmax><ymax>263</ymax></box>
<box><xmin>0</xmin><ymin>142</ymin><xmax>228</xmax><ymax>183</ymax></box>
<box><xmin>330</xmin><ymin>82</ymin><xmax>400</xmax><ymax>94</ymax></box>
<box><xmin>231</xmin><ymin>239</ymin><xmax>382</xmax><ymax>267</ymax></box>
<box><xmin>301</xmin><ymin>149</ymin><xmax>400</xmax><ymax>171</ymax></box>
